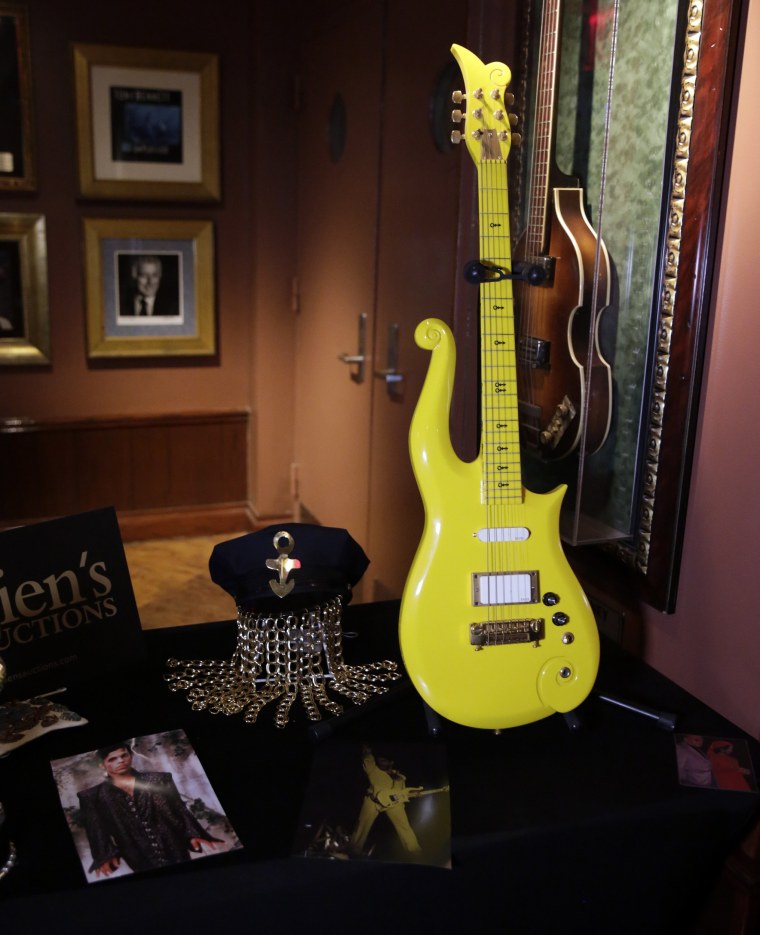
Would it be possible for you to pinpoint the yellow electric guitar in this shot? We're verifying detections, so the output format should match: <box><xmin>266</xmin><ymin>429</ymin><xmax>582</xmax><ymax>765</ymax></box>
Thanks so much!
<box><xmin>376</xmin><ymin>785</ymin><xmax>450</xmax><ymax>811</ymax></box>
<box><xmin>398</xmin><ymin>44</ymin><xmax>599</xmax><ymax>731</ymax></box>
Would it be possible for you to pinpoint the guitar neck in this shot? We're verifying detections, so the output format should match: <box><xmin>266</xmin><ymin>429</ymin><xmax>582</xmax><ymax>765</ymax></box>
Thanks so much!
<box><xmin>526</xmin><ymin>0</ymin><xmax>563</xmax><ymax>256</ymax></box>
<box><xmin>408</xmin><ymin>786</ymin><xmax>449</xmax><ymax>800</ymax></box>
<box><xmin>478</xmin><ymin>155</ymin><xmax>522</xmax><ymax>504</ymax></box>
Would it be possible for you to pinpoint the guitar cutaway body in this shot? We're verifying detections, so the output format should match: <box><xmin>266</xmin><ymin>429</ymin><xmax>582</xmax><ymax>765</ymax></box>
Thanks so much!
<box><xmin>399</xmin><ymin>319</ymin><xmax>600</xmax><ymax>730</ymax></box>
<box><xmin>514</xmin><ymin>187</ymin><xmax>612</xmax><ymax>460</ymax></box>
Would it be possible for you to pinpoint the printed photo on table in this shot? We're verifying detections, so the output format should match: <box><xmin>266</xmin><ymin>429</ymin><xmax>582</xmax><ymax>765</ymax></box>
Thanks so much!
<box><xmin>293</xmin><ymin>738</ymin><xmax>451</xmax><ymax>868</ymax></box>
<box><xmin>675</xmin><ymin>733</ymin><xmax>758</xmax><ymax>792</ymax></box>
<box><xmin>51</xmin><ymin>728</ymin><xmax>242</xmax><ymax>882</ymax></box>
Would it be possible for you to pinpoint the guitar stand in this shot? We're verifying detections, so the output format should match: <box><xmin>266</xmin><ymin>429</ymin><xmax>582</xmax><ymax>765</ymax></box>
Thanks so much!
<box><xmin>421</xmin><ymin>692</ymin><xmax>677</xmax><ymax>739</ymax></box>
<box><xmin>591</xmin><ymin>691</ymin><xmax>678</xmax><ymax>730</ymax></box>
<box><xmin>307</xmin><ymin>678</ymin><xmax>678</xmax><ymax>742</ymax></box>
<box><xmin>561</xmin><ymin>691</ymin><xmax>678</xmax><ymax>734</ymax></box>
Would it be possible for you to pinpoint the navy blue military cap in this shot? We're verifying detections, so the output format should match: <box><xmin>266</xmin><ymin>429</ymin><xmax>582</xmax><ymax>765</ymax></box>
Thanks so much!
<box><xmin>209</xmin><ymin>523</ymin><xmax>369</xmax><ymax>610</ymax></box>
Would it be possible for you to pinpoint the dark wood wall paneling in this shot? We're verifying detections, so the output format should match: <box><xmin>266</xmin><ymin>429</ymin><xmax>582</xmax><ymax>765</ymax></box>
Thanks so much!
<box><xmin>0</xmin><ymin>411</ymin><xmax>253</xmax><ymax>539</ymax></box>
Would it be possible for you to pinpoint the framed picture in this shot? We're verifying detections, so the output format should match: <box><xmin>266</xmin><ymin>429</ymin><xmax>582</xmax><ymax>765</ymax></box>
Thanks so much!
<box><xmin>0</xmin><ymin>4</ymin><xmax>36</xmax><ymax>191</ymax></box>
<box><xmin>84</xmin><ymin>217</ymin><xmax>216</xmax><ymax>358</ymax></box>
<box><xmin>0</xmin><ymin>213</ymin><xmax>49</xmax><ymax>366</ymax></box>
<box><xmin>73</xmin><ymin>43</ymin><xmax>220</xmax><ymax>201</ymax></box>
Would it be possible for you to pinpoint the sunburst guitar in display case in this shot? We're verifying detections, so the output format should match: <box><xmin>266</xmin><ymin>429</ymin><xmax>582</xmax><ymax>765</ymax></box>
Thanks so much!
<box><xmin>514</xmin><ymin>0</ymin><xmax>612</xmax><ymax>460</ymax></box>
<box><xmin>398</xmin><ymin>44</ymin><xmax>599</xmax><ymax>731</ymax></box>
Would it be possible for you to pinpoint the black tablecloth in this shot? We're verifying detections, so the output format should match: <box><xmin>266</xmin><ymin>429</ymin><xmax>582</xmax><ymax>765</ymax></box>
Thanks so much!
<box><xmin>1</xmin><ymin>600</ymin><xmax>758</xmax><ymax>934</ymax></box>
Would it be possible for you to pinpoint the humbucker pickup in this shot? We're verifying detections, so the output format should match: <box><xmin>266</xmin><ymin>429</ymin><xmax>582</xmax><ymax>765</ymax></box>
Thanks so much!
<box><xmin>470</xmin><ymin>618</ymin><xmax>545</xmax><ymax>649</ymax></box>
<box><xmin>472</xmin><ymin>571</ymin><xmax>539</xmax><ymax>606</ymax></box>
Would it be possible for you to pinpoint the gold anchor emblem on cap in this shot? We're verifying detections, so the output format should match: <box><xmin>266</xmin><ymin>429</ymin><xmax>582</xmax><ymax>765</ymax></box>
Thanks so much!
<box><xmin>265</xmin><ymin>531</ymin><xmax>301</xmax><ymax>598</ymax></box>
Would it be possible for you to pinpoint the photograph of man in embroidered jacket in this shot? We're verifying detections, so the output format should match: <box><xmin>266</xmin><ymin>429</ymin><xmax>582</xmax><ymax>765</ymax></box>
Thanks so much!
<box><xmin>52</xmin><ymin>729</ymin><xmax>241</xmax><ymax>882</ymax></box>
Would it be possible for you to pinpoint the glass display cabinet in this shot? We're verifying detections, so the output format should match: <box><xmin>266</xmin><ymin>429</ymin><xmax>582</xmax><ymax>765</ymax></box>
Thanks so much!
<box><xmin>448</xmin><ymin>0</ymin><xmax>743</xmax><ymax>611</ymax></box>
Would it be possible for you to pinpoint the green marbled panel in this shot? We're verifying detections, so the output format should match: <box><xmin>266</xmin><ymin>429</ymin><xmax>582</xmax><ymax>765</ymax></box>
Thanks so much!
<box><xmin>526</xmin><ymin>0</ymin><xmax>680</xmax><ymax>538</ymax></box>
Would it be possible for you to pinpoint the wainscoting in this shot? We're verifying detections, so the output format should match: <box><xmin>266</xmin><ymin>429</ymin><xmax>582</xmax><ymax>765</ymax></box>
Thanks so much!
<box><xmin>0</xmin><ymin>410</ymin><xmax>255</xmax><ymax>540</ymax></box>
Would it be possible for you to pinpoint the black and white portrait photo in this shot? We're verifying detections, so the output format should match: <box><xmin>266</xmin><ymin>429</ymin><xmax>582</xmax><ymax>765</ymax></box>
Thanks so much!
<box><xmin>116</xmin><ymin>252</ymin><xmax>182</xmax><ymax>320</ymax></box>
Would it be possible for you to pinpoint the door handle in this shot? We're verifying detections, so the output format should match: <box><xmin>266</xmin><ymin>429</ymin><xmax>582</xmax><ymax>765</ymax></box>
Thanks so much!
<box><xmin>338</xmin><ymin>312</ymin><xmax>367</xmax><ymax>383</ymax></box>
<box><xmin>374</xmin><ymin>323</ymin><xmax>403</xmax><ymax>398</ymax></box>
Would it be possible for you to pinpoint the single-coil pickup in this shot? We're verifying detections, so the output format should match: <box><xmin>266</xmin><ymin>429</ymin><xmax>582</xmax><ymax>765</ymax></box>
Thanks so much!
<box><xmin>470</xmin><ymin>618</ymin><xmax>545</xmax><ymax>649</ymax></box>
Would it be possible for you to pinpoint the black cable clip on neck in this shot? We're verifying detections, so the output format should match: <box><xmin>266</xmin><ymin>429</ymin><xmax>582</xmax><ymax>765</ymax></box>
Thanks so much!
<box><xmin>464</xmin><ymin>260</ymin><xmax>547</xmax><ymax>287</ymax></box>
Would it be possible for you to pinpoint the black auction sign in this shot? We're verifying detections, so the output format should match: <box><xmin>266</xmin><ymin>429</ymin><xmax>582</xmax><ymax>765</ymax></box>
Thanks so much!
<box><xmin>0</xmin><ymin>508</ymin><xmax>145</xmax><ymax>699</ymax></box>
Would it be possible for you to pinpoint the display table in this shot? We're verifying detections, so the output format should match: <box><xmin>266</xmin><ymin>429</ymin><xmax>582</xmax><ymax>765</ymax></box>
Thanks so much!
<box><xmin>1</xmin><ymin>600</ymin><xmax>758</xmax><ymax>934</ymax></box>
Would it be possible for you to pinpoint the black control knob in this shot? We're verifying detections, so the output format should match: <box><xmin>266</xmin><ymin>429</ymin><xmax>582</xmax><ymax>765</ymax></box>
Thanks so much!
<box><xmin>552</xmin><ymin>611</ymin><xmax>570</xmax><ymax>627</ymax></box>
<box><xmin>542</xmin><ymin>592</ymin><xmax>560</xmax><ymax>606</ymax></box>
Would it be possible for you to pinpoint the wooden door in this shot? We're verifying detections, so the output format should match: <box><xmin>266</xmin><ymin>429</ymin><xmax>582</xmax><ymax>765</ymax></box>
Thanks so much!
<box><xmin>294</xmin><ymin>2</ymin><xmax>384</xmax><ymax>549</ymax></box>
<box><xmin>294</xmin><ymin>0</ymin><xmax>468</xmax><ymax>601</ymax></box>
<box><xmin>364</xmin><ymin>0</ymin><xmax>468</xmax><ymax>599</ymax></box>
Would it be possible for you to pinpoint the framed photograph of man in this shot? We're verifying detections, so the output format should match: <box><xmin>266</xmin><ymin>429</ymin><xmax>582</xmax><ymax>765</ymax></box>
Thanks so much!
<box><xmin>0</xmin><ymin>4</ymin><xmax>36</xmax><ymax>191</ymax></box>
<box><xmin>84</xmin><ymin>217</ymin><xmax>216</xmax><ymax>358</ymax></box>
<box><xmin>0</xmin><ymin>212</ymin><xmax>49</xmax><ymax>366</ymax></box>
<box><xmin>72</xmin><ymin>43</ymin><xmax>219</xmax><ymax>201</ymax></box>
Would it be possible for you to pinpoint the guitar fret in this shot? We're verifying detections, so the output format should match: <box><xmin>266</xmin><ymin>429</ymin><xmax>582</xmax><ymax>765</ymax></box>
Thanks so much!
<box><xmin>482</xmin><ymin>425</ymin><xmax>519</xmax><ymax>436</ymax></box>
<box><xmin>475</xmin><ymin>120</ymin><xmax>521</xmax><ymax>506</ymax></box>
<box><xmin>482</xmin><ymin>458</ymin><xmax>520</xmax><ymax>468</ymax></box>
<box><xmin>524</xmin><ymin>0</ymin><xmax>561</xmax><ymax>257</ymax></box>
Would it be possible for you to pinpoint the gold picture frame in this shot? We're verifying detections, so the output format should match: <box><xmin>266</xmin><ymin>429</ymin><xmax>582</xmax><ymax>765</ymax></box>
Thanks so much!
<box><xmin>84</xmin><ymin>217</ymin><xmax>216</xmax><ymax>358</ymax></box>
<box><xmin>0</xmin><ymin>3</ymin><xmax>36</xmax><ymax>191</ymax></box>
<box><xmin>73</xmin><ymin>43</ymin><xmax>220</xmax><ymax>201</ymax></box>
<box><xmin>0</xmin><ymin>213</ymin><xmax>49</xmax><ymax>366</ymax></box>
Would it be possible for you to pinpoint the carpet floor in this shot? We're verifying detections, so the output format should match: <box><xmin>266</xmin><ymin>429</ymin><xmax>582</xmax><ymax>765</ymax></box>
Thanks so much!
<box><xmin>123</xmin><ymin>533</ymin><xmax>243</xmax><ymax>630</ymax></box>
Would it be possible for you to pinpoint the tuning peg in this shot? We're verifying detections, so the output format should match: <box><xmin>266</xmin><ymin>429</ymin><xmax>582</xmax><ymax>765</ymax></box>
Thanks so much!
<box><xmin>493</xmin><ymin>109</ymin><xmax>505</xmax><ymax>121</ymax></box>
<box><xmin>451</xmin><ymin>89</ymin><xmax>465</xmax><ymax>103</ymax></box>
<box><xmin>511</xmin><ymin>132</ymin><xmax>522</xmax><ymax>147</ymax></box>
<box><xmin>451</xmin><ymin>109</ymin><xmax>465</xmax><ymax>123</ymax></box>
<box><xmin>472</xmin><ymin>87</ymin><xmax>484</xmax><ymax>99</ymax></box>
<box><xmin>490</xmin><ymin>88</ymin><xmax>500</xmax><ymax>101</ymax></box>
<box><xmin>508</xmin><ymin>113</ymin><xmax>518</xmax><ymax>127</ymax></box>
<box><xmin>451</xmin><ymin>130</ymin><xmax>463</xmax><ymax>144</ymax></box>
<box><xmin>504</xmin><ymin>92</ymin><xmax>515</xmax><ymax>106</ymax></box>
<box><xmin>472</xmin><ymin>107</ymin><xmax>483</xmax><ymax>119</ymax></box>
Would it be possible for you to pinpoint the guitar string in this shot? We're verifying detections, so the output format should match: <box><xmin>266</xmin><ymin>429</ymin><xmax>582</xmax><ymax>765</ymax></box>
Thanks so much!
<box><xmin>520</xmin><ymin>0</ymin><xmax>560</xmax><ymax>444</ymax></box>
<box><xmin>480</xmin><ymin>157</ymin><xmax>494</xmax><ymax>630</ymax></box>
<box><xmin>482</xmin><ymin>154</ymin><xmax>520</xmax><ymax>626</ymax></box>
<box><xmin>481</xmin><ymin>157</ymin><xmax>495</xmax><ymax>629</ymax></box>
<box><xmin>571</xmin><ymin>0</ymin><xmax>620</xmax><ymax>540</ymax></box>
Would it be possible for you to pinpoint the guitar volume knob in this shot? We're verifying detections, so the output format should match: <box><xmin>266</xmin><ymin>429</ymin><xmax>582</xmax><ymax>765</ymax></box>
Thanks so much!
<box><xmin>552</xmin><ymin>612</ymin><xmax>570</xmax><ymax>627</ymax></box>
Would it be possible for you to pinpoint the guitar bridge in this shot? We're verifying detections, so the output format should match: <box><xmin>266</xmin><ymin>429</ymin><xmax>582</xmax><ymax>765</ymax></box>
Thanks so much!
<box><xmin>470</xmin><ymin>618</ymin><xmax>545</xmax><ymax>649</ymax></box>
<box><xmin>540</xmin><ymin>395</ymin><xmax>577</xmax><ymax>450</ymax></box>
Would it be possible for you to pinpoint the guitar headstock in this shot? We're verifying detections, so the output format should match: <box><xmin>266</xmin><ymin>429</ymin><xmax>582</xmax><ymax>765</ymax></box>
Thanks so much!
<box><xmin>450</xmin><ymin>44</ymin><xmax>518</xmax><ymax>166</ymax></box>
